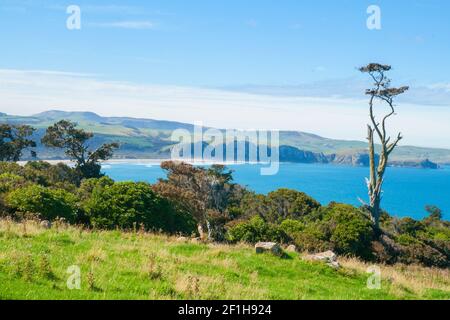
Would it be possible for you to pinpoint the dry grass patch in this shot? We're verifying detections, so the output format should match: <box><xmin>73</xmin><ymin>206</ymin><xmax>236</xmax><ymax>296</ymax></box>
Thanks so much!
<box><xmin>340</xmin><ymin>257</ymin><xmax>450</xmax><ymax>297</ymax></box>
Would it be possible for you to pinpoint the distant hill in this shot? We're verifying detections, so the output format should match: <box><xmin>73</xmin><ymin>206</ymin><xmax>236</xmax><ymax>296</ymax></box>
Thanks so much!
<box><xmin>1</xmin><ymin>110</ymin><xmax>450</xmax><ymax>166</ymax></box>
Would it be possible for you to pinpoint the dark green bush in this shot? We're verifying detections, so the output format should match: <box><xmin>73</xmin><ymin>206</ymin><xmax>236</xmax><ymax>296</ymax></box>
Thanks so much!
<box><xmin>23</xmin><ymin>161</ymin><xmax>79</xmax><ymax>190</ymax></box>
<box><xmin>293</xmin><ymin>203</ymin><xmax>374</xmax><ymax>258</ymax></box>
<box><xmin>226</xmin><ymin>216</ymin><xmax>289</xmax><ymax>244</ymax></box>
<box><xmin>84</xmin><ymin>181</ymin><xmax>195</xmax><ymax>234</ymax></box>
<box><xmin>326</xmin><ymin>204</ymin><xmax>374</xmax><ymax>257</ymax></box>
<box><xmin>0</xmin><ymin>173</ymin><xmax>27</xmax><ymax>193</ymax></box>
<box><xmin>267</xmin><ymin>189</ymin><xmax>321</xmax><ymax>222</ymax></box>
<box><xmin>77</xmin><ymin>176</ymin><xmax>114</xmax><ymax>201</ymax></box>
<box><xmin>6</xmin><ymin>185</ymin><xmax>78</xmax><ymax>222</ymax></box>
<box><xmin>279</xmin><ymin>219</ymin><xmax>304</xmax><ymax>237</ymax></box>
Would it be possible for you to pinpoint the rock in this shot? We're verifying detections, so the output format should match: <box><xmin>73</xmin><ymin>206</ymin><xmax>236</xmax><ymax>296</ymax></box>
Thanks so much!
<box><xmin>40</xmin><ymin>220</ymin><xmax>52</xmax><ymax>229</ymax></box>
<box><xmin>191</xmin><ymin>237</ymin><xmax>202</xmax><ymax>244</ymax></box>
<box><xmin>176</xmin><ymin>236</ymin><xmax>189</xmax><ymax>242</ymax></box>
<box><xmin>304</xmin><ymin>250</ymin><xmax>340</xmax><ymax>269</ymax></box>
<box><xmin>328</xmin><ymin>261</ymin><xmax>341</xmax><ymax>269</ymax></box>
<box><xmin>255</xmin><ymin>242</ymin><xmax>283</xmax><ymax>256</ymax></box>
<box><xmin>286</xmin><ymin>245</ymin><xmax>297</xmax><ymax>252</ymax></box>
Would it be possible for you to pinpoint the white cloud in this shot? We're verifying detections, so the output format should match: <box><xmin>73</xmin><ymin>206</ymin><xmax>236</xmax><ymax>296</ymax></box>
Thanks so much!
<box><xmin>0</xmin><ymin>69</ymin><xmax>450</xmax><ymax>149</ymax></box>
<box><xmin>89</xmin><ymin>21</ymin><xmax>155</xmax><ymax>29</ymax></box>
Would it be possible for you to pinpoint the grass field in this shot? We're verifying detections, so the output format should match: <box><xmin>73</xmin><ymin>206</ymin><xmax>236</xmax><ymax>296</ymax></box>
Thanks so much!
<box><xmin>0</xmin><ymin>219</ymin><xmax>449</xmax><ymax>300</ymax></box>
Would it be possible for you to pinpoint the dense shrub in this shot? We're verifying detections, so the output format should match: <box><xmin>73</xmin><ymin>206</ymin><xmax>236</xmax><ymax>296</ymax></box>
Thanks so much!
<box><xmin>0</xmin><ymin>173</ymin><xmax>27</xmax><ymax>193</ymax></box>
<box><xmin>77</xmin><ymin>176</ymin><xmax>114</xmax><ymax>201</ymax></box>
<box><xmin>226</xmin><ymin>216</ymin><xmax>289</xmax><ymax>244</ymax></box>
<box><xmin>325</xmin><ymin>204</ymin><xmax>374</xmax><ymax>257</ymax></box>
<box><xmin>237</xmin><ymin>189</ymin><xmax>321</xmax><ymax>224</ymax></box>
<box><xmin>84</xmin><ymin>181</ymin><xmax>195</xmax><ymax>234</ymax></box>
<box><xmin>23</xmin><ymin>161</ymin><xmax>79</xmax><ymax>190</ymax></box>
<box><xmin>279</xmin><ymin>219</ymin><xmax>304</xmax><ymax>236</ymax></box>
<box><xmin>292</xmin><ymin>203</ymin><xmax>375</xmax><ymax>258</ymax></box>
<box><xmin>266</xmin><ymin>189</ymin><xmax>321</xmax><ymax>222</ymax></box>
<box><xmin>6</xmin><ymin>185</ymin><xmax>78</xmax><ymax>222</ymax></box>
<box><xmin>0</xmin><ymin>161</ymin><xmax>79</xmax><ymax>190</ymax></box>
<box><xmin>0</xmin><ymin>162</ymin><xmax>24</xmax><ymax>176</ymax></box>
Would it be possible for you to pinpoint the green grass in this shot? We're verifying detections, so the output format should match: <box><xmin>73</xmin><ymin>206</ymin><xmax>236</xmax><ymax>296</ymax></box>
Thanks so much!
<box><xmin>0</xmin><ymin>220</ymin><xmax>448</xmax><ymax>300</ymax></box>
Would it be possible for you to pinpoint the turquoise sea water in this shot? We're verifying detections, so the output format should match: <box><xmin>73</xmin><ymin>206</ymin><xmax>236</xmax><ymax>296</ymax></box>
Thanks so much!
<box><xmin>102</xmin><ymin>163</ymin><xmax>450</xmax><ymax>220</ymax></box>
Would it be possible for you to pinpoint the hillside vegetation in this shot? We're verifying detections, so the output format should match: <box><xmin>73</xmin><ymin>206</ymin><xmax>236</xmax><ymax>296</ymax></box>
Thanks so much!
<box><xmin>0</xmin><ymin>219</ymin><xmax>449</xmax><ymax>300</ymax></box>
<box><xmin>2</xmin><ymin>110</ymin><xmax>450</xmax><ymax>164</ymax></box>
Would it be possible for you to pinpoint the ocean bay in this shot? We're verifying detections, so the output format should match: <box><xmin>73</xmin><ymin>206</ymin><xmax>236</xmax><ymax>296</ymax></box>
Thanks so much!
<box><xmin>103</xmin><ymin>162</ymin><xmax>450</xmax><ymax>221</ymax></box>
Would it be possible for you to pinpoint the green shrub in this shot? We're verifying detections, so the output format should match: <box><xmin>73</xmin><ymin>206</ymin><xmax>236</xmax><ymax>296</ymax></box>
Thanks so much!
<box><xmin>226</xmin><ymin>216</ymin><xmax>289</xmax><ymax>244</ymax></box>
<box><xmin>6</xmin><ymin>185</ymin><xmax>78</xmax><ymax>222</ymax></box>
<box><xmin>395</xmin><ymin>233</ymin><xmax>420</xmax><ymax>245</ymax></box>
<box><xmin>0</xmin><ymin>173</ymin><xmax>27</xmax><ymax>193</ymax></box>
<box><xmin>294</xmin><ymin>225</ymin><xmax>332</xmax><ymax>253</ymax></box>
<box><xmin>78</xmin><ymin>176</ymin><xmax>114</xmax><ymax>201</ymax></box>
<box><xmin>0</xmin><ymin>162</ymin><xmax>24</xmax><ymax>176</ymax></box>
<box><xmin>292</xmin><ymin>203</ymin><xmax>374</xmax><ymax>258</ymax></box>
<box><xmin>267</xmin><ymin>189</ymin><xmax>321</xmax><ymax>222</ymax></box>
<box><xmin>23</xmin><ymin>161</ymin><xmax>79</xmax><ymax>189</ymax></box>
<box><xmin>280</xmin><ymin>219</ymin><xmax>304</xmax><ymax>237</ymax></box>
<box><xmin>84</xmin><ymin>181</ymin><xmax>195</xmax><ymax>233</ymax></box>
<box><xmin>323</xmin><ymin>203</ymin><xmax>374</xmax><ymax>258</ymax></box>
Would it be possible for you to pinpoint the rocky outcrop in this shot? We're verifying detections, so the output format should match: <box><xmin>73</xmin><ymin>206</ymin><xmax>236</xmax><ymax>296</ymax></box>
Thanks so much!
<box><xmin>304</xmin><ymin>250</ymin><xmax>340</xmax><ymax>269</ymax></box>
<box><xmin>286</xmin><ymin>245</ymin><xmax>297</xmax><ymax>252</ymax></box>
<box><xmin>331</xmin><ymin>152</ymin><xmax>379</xmax><ymax>167</ymax></box>
<box><xmin>279</xmin><ymin>146</ymin><xmax>329</xmax><ymax>163</ymax></box>
<box><xmin>255</xmin><ymin>242</ymin><xmax>284</xmax><ymax>256</ymax></box>
<box><xmin>390</xmin><ymin>159</ymin><xmax>439</xmax><ymax>169</ymax></box>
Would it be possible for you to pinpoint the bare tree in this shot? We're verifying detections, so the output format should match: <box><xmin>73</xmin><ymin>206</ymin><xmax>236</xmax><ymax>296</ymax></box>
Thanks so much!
<box><xmin>360</xmin><ymin>63</ymin><xmax>409</xmax><ymax>228</ymax></box>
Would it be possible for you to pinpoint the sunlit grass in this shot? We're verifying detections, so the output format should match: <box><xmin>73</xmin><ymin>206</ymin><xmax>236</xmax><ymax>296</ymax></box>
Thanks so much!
<box><xmin>0</xmin><ymin>219</ymin><xmax>448</xmax><ymax>300</ymax></box>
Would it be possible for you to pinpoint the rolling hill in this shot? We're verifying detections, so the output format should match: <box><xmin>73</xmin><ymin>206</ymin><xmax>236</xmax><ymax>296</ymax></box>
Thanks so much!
<box><xmin>1</xmin><ymin>110</ymin><xmax>450</xmax><ymax>166</ymax></box>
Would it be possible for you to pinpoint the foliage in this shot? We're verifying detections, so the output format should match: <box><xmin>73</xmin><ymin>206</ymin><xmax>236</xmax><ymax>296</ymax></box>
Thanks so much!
<box><xmin>0</xmin><ymin>173</ymin><xmax>27</xmax><ymax>193</ymax></box>
<box><xmin>0</xmin><ymin>158</ymin><xmax>448</xmax><ymax>268</ymax></box>
<box><xmin>23</xmin><ymin>161</ymin><xmax>79</xmax><ymax>190</ymax></box>
<box><xmin>279</xmin><ymin>219</ymin><xmax>304</xmax><ymax>236</ymax></box>
<box><xmin>266</xmin><ymin>189</ymin><xmax>321</xmax><ymax>222</ymax></box>
<box><xmin>360</xmin><ymin>63</ymin><xmax>409</xmax><ymax>228</ymax></box>
<box><xmin>226</xmin><ymin>216</ymin><xmax>289</xmax><ymax>244</ymax></box>
<box><xmin>6</xmin><ymin>185</ymin><xmax>78</xmax><ymax>222</ymax></box>
<box><xmin>0</xmin><ymin>124</ymin><xmax>36</xmax><ymax>161</ymax></box>
<box><xmin>41</xmin><ymin>120</ymin><xmax>119</xmax><ymax>180</ymax></box>
<box><xmin>153</xmin><ymin>161</ymin><xmax>240</xmax><ymax>240</ymax></box>
<box><xmin>295</xmin><ymin>203</ymin><xmax>375</xmax><ymax>258</ymax></box>
<box><xmin>235</xmin><ymin>189</ymin><xmax>320</xmax><ymax>224</ymax></box>
<box><xmin>84</xmin><ymin>181</ymin><xmax>195</xmax><ymax>234</ymax></box>
<box><xmin>77</xmin><ymin>176</ymin><xmax>115</xmax><ymax>201</ymax></box>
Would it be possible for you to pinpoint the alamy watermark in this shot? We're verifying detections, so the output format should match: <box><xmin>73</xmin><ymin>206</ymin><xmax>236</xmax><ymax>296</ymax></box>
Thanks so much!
<box><xmin>66</xmin><ymin>5</ymin><xmax>81</xmax><ymax>30</ymax></box>
<box><xmin>66</xmin><ymin>265</ymin><xmax>81</xmax><ymax>290</ymax></box>
<box><xmin>366</xmin><ymin>265</ymin><xmax>382</xmax><ymax>289</ymax></box>
<box><xmin>170</xmin><ymin>123</ymin><xmax>280</xmax><ymax>175</ymax></box>
<box><xmin>367</xmin><ymin>5</ymin><xmax>382</xmax><ymax>30</ymax></box>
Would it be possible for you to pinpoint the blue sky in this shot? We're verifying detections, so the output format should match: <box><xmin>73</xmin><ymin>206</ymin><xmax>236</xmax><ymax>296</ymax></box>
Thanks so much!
<box><xmin>1</xmin><ymin>0</ymin><xmax>450</xmax><ymax>86</ymax></box>
<box><xmin>1</xmin><ymin>0</ymin><xmax>450</xmax><ymax>147</ymax></box>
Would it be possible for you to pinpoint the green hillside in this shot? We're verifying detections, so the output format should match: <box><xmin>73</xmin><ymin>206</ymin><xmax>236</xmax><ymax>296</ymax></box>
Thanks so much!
<box><xmin>1</xmin><ymin>219</ymin><xmax>448</xmax><ymax>300</ymax></box>
<box><xmin>2</xmin><ymin>110</ymin><xmax>450</xmax><ymax>163</ymax></box>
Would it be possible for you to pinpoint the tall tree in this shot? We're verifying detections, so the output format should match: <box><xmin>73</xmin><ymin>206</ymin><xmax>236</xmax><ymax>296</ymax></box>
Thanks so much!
<box><xmin>360</xmin><ymin>63</ymin><xmax>409</xmax><ymax>228</ymax></box>
<box><xmin>0</xmin><ymin>124</ymin><xmax>36</xmax><ymax>161</ymax></box>
<box><xmin>152</xmin><ymin>161</ymin><xmax>238</xmax><ymax>240</ymax></box>
<box><xmin>41</xmin><ymin>120</ymin><xmax>119</xmax><ymax>179</ymax></box>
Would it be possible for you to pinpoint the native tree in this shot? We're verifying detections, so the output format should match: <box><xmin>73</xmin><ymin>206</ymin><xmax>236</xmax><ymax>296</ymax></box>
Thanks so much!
<box><xmin>152</xmin><ymin>161</ymin><xmax>238</xmax><ymax>240</ymax></box>
<box><xmin>360</xmin><ymin>63</ymin><xmax>409</xmax><ymax>228</ymax></box>
<box><xmin>0</xmin><ymin>124</ymin><xmax>36</xmax><ymax>161</ymax></box>
<box><xmin>41</xmin><ymin>120</ymin><xmax>119</xmax><ymax>180</ymax></box>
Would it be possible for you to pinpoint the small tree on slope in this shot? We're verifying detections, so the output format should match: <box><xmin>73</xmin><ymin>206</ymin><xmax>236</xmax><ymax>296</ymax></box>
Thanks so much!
<box><xmin>360</xmin><ymin>63</ymin><xmax>409</xmax><ymax>229</ymax></box>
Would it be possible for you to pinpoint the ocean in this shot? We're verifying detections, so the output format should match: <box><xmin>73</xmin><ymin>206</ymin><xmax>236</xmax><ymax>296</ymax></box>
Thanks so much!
<box><xmin>102</xmin><ymin>162</ymin><xmax>450</xmax><ymax>220</ymax></box>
